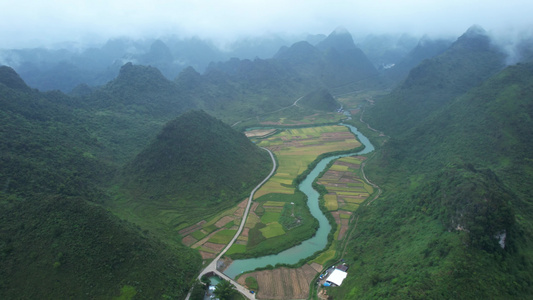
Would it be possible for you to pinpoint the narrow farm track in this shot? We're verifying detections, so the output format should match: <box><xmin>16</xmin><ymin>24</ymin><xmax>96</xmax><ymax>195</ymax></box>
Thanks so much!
<box><xmin>356</xmin><ymin>105</ymin><xmax>385</xmax><ymax>206</ymax></box>
<box><xmin>360</xmin><ymin>161</ymin><xmax>382</xmax><ymax>206</ymax></box>
<box><xmin>359</xmin><ymin>101</ymin><xmax>389</xmax><ymax>138</ymax></box>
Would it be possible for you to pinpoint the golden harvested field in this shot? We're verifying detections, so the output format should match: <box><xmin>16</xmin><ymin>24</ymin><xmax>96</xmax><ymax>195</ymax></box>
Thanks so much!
<box><xmin>237</xmin><ymin>265</ymin><xmax>318</xmax><ymax>299</ymax></box>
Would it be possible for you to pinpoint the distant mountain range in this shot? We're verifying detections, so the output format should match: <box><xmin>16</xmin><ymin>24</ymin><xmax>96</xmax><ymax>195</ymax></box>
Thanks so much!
<box><xmin>2</xmin><ymin>25</ymin><xmax>533</xmax><ymax>298</ymax></box>
<box><xmin>366</xmin><ymin>25</ymin><xmax>507</xmax><ymax>135</ymax></box>
<box><xmin>0</xmin><ymin>34</ymin><xmax>298</xmax><ymax>92</ymax></box>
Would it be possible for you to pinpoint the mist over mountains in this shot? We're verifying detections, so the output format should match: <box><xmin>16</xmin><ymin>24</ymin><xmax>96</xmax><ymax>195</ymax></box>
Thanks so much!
<box><xmin>2</xmin><ymin>26</ymin><xmax>531</xmax><ymax>93</ymax></box>
<box><xmin>2</xmin><ymin>24</ymin><xmax>533</xmax><ymax>299</ymax></box>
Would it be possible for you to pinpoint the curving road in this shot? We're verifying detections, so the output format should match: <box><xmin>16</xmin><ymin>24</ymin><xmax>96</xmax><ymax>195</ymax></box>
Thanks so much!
<box><xmin>186</xmin><ymin>147</ymin><xmax>277</xmax><ymax>300</ymax></box>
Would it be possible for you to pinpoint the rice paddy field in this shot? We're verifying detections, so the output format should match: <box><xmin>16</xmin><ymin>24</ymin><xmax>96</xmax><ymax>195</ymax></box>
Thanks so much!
<box><xmin>317</xmin><ymin>156</ymin><xmax>373</xmax><ymax>213</ymax></box>
<box><xmin>310</xmin><ymin>155</ymin><xmax>374</xmax><ymax>266</ymax></box>
<box><xmin>254</xmin><ymin>126</ymin><xmax>361</xmax><ymax>198</ymax></box>
<box><xmin>180</xmin><ymin>125</ymin><xmax>365</xmax><ymax>262</ymax></box>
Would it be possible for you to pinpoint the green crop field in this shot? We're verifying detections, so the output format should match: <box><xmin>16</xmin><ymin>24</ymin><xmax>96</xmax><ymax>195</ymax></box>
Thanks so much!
<box><xmin>208</xmin><ymin>230</ymin><xmax>237</xmax><ymax>244</ymax></box>
<box><xmin>363</xmin><ymin>182</ymin><xmax>374</xmax><ymax>194</ymax></box>
<box><xmin>226</xmin><ymin>244</ymin><xmax>247</xmax><ymax>256</ymax></box>
<box><xmin>260</xmin><ymin>222</ymin><xmax>286</xmax><ymax>238</ymax></box>
<box><xmin>341</xmin><ymin>203</ymin><xmax>360</xmax><ymax>211</ymax></box>
<box><xmin>191</xmin><ymin>230</ymin><xmax>207</xmax><ymax>240</ymax></box>
<box><xmin>261</xmin><ymin>211</ymin><xmax>281</xmax><ymax>223</ymax></box>
<box><xmin>263</xmin><ymin>201</ymin><xmax>286</xmax><ymax>207</ymax></box>
<box><xmin>343</xmin><ymin>197</ymin><xmax>367</xmax><ymax>204</ymax></box>
<box><xmin>313</xmin><ymin>249</ymin><xmax>336</xmax><ymax>265</ymax></box>
<box><xmin>340</xmin><ymin>213</ymin><xmax>351</xmax><ymax>219</ymax></box>
<box><xmin>329</xmin><ymin>164</ymin><xmax>350</xmax><ymax>172</ymax></box>
<box><xmin>324</xmin><ymin>194</ymin><xmax>339</xmax><ymax>211</ymax></box>
<box><xmin>264</xmin><ymin>206</ymin><xmax>283</xmax><ymax>213</ymax></box>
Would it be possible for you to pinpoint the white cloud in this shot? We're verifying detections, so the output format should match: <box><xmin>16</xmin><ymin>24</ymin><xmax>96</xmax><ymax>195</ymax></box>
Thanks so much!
<box><xmin>1</xmin><ymin>0</ymin><xmax>532</xmax><ymax>48</ymax></box>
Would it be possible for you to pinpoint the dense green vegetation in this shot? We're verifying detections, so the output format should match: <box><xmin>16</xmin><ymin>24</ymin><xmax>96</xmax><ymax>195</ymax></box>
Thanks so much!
<box><xmin>329</xmin><ymin>57</ymin><xmax>533</xmax><ymax>298</ymax></box>
<box><xmin>213</xmin><ymin>279</ymin><xmax>241</xmax><ymax>300</ymax></box>
<box><xmin>0</xmin><ymin>195</ymin><xmax>201</xmax><ymax>299</ymax></box>
<box><xmin>0</xmin><ymin>65</ymin><xmax>205</xmax><ymax>298</ymax></box>
<box><xmin>3</xmin><ymin>24</ymin><xmax>533</xmax><ymax>299</ymax></box>
<box><xmin>366</xmin><ymin>25</ymin><xmax>506</xmax><ymax>136</ymax></box>
<box><xmin>0</xmin><ymin>66</ymin><xmax>112</xmax><ymax>199</ymax></box>
<box><xmin>118</xmin><ymin>110</ymin><xmax>272</xmax><ymax>231</ymax></box>
<box><xmin>299</xmin><ymin>88</ymin><xmax>340</xmax><ymax>111</ymax></box>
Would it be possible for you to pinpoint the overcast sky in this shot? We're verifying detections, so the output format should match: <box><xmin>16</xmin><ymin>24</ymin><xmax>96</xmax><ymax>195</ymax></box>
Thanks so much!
<box><xmin>1</xmin><ymin>0</ymin><xmax>532</xmax><ymax>48</ymax></box>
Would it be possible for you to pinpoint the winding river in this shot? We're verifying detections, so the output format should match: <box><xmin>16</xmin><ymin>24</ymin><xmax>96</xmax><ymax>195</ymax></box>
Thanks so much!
<box><xmin>223</xmin><ymin>124</ymin><xmax>374</xmax><ymax>279</ymax></box>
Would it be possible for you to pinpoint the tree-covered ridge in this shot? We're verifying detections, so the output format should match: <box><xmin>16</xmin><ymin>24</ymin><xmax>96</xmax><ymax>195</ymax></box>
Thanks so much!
<box><xmin>299</xmin><ymin>88</ymin><xmax>340</xmax><ymax>111</ymax></box>
<box><xmin>0</xmin><ymin>195</ymin><xmax>201</xmax><ymax>299</ymax></box>
<box><xmin>328</xmin><ymin>166</ymin><xmax>528</xmax><ymax>299</ymax></box>
<box><xmin>0</xmin><ymin>65</ymin><xmax>31</xmax><ymax>90</ymax></box>
<box><xmin>366</xmin><ymin>25</ymin><xmax>506</xmax><ymax>136</ymax></box>
<box><xmin>383</xmin><ymin>36</ymin><xmax>452</xmax><ymax>84</ymax></box>
<box><xmin>0</xmin><ymin>66</ymin><xmax>203</xmax><ymax>298</ymax></box>
<box><xmin>121</xmin><ymin>110</ymin><xmax>273</xmax><ymax>226</ymax></box>
<box><xmin>332</xmin><ymin>60</ymin><xmax>533</xmax><ymax>298</ymax></box>
<box><xmin>0</xmin><ymin>67</ymin><xmax>111</xmax><ymax>198</ymax></box>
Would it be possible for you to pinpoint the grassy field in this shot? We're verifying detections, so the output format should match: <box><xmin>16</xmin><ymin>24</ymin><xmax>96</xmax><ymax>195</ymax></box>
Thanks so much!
<box><xmin>324</xmin><ymin>194</ymin><xmax>339</xmax><ymax>211</ymax></box>
<box><xmin>254</xmin><ymin>126</ymin><xmax>361</xmax><ymax>198</ymax></box>
<box><xmin>208</xmin><ymin>230</ymin><xmax>237</xmax><ymax>244</ymax></box>
<box><xmin>260</xmin><ymin>223</ymin><xmax>286</xmax><ymax>238</ymax></box>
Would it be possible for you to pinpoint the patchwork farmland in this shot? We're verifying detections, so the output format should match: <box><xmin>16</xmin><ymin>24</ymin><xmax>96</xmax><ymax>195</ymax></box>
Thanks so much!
<box><xmin>312</xmin><ymin>155</ymin><xmax>373</xmax><ymax>265</ymax></box>
<box><xmin>180</xmin><ymin>125</ymin><xmax>362</xmax><ymax>260</ymax></box>
<box><xmin>179</xmin><ymin>125</ymin><xmax>371</xmax><ymax>299</ymax></box>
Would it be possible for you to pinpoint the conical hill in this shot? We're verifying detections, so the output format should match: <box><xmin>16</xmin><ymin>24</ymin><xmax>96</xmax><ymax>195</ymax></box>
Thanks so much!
<box><xmin>122</xmin><ymin>110</ymin><xmax>272</xmax><ymax>221</ymax></box>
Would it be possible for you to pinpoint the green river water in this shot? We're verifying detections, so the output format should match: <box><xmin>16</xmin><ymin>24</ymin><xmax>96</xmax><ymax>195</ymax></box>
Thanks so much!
<box><xmin>224</xmin><ymin>124</ymin><xmax>374</xmax><ymax>278</ymax></box>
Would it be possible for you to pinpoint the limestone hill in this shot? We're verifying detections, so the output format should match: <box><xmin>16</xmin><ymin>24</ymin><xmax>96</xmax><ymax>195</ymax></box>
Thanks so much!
<box><xmin>120</xmin><ymin>110</ymin><xmax>273</xmax><ymax>229</ymax></box>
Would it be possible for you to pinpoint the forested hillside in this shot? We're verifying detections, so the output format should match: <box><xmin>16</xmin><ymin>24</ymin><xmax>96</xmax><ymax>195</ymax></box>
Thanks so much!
<box><xmin>118</xmin><ymin>110</ymin><xmax>273</xmax><ymax>231</ymax></box>
<box><xmin>329</xmin><ymin>56</ymin><xmax>533</xmax><ymax>299</ymax></box>
<box><xmin>366</xmin><ymin>25</ymin><xmax>506</xmax><ymax>135</ymax></box>
<box><xmin>0</xmin><ymin>65</ymin><xmax>202</xmax><ymax>298</ymax></box>
<box><xmin>2</xmin><ymin>23</ymin><xmax>532</xmax><ymax>299</ymax></box>
<box><xmin>0</xmin><ymin>66</ymin><xmax>110</xmax><ymax>198</ymax></box>
<box><xmin>299</xmin><ymin>88</ymin><xmax>339</xmax><ymax>111</ymax></box>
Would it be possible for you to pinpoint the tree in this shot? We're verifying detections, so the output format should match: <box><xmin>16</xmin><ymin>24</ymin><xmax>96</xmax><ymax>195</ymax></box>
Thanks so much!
<box><xmin>213</xmin><ymin>279</ymin><xmax>237</xmax><ymax>300</ymax></box>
